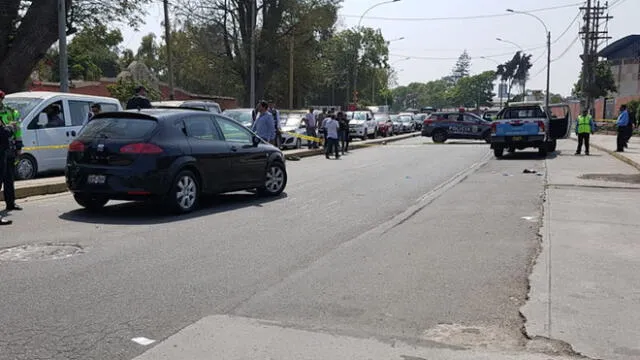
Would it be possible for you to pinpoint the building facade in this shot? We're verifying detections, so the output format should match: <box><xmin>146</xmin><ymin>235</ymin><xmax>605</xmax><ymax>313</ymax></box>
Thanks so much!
<box><xmin>596</xmin><ymin>35</ymin><xmax>640</xmax><ymax>119</ymax></box>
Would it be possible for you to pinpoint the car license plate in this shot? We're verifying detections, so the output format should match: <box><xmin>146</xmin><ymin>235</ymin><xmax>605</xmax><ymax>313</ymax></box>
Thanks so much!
<box><xmin>87</xmin><ymin>175</ymin><xmax>106</xmax><ymax>184</ymax></box>
<box><xmin>512</xmin><ymin>136</ymin><xmax>523</xmax><ymax>141</ymax></box>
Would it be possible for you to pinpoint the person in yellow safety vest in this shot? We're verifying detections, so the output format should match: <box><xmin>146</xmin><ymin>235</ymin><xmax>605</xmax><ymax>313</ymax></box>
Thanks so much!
<box><xmin>575</xmin><ymin>108</ymin><xmax>595</xmax><ymax>156</ymax></box>
<box><xmin>0</xmin><ymin>90</ymin><xmax>23</xmax><ymax>217</ymax></box>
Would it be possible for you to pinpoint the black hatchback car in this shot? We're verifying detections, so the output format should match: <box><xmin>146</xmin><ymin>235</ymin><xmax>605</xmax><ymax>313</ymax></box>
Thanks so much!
<box><xmin>66</xmin><ymin>109</ymin><xmax>287</xmax><ymax>213</ymax></box>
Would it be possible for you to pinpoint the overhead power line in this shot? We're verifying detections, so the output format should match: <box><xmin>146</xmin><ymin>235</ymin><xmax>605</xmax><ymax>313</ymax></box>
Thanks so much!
<box><xmin>342</xmin><ymin>2</ymin><xmax>583</xmax><ymax>22</ymax></box>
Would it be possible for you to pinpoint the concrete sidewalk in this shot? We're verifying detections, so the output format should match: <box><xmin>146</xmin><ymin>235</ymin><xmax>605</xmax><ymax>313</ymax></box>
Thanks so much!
<box><xmin>522</xmin><ymin>139</ymin><xmax>640</xmax><ymax>360</ymax></box>
<box><xmin>0</xmin><ymin>132</ymin><xmax>420</xmax><ymax>202</ymax></box>
<box><xmin>576</xmin><ymin>133</ymin><xmax>640</xmax><ymax>171</ymax></box>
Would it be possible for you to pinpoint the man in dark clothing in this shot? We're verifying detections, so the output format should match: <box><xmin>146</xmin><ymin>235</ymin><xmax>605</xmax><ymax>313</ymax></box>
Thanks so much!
<box><xmin>337</xmin><ymin>111</ymin><xmax>350</xmax><ymax>154</ymax></box>
<box><xmin>126</xmin><ymin>86</ymin><xmax>152</xmax><ymax>110</ymax></box>
<box><xmin>0</xmin><ymin>122</ymin><xmax>13</xmax><ymax>224</ymax></box>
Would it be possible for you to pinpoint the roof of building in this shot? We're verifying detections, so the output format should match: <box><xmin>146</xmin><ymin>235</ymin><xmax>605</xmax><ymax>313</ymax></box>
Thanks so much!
<box><xmin>599</xmin><ymin>35</ymin><xmax>640</xmax><ymax>58</ymax></box>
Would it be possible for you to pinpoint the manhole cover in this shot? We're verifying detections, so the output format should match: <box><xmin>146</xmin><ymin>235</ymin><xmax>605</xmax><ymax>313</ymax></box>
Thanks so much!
<box><xmin>0</xmin><ymin>243</ymin><xmax>84</xmax><ymax>262</ymax></box>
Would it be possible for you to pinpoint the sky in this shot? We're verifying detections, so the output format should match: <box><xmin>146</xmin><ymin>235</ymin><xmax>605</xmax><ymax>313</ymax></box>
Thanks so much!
<box><xmin>120</xmin><ymin>0</ymin><xmax>638</xmax><ymax>97</ymax></box>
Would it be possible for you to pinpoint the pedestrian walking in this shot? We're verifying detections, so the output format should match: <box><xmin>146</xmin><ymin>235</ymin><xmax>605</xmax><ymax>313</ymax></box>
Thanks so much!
<box><xmin>0</xmin><ymin>90</ymin><xmax>22</xmax><ymax>214</ymax></box>
<box><xmin>337</xmin><ymin>111</ymin><xmax>350</xmax><ymax>154</ymax></box>
<box><xmin>303</xmin><ymin>108</ymin><xmax>318</xmax><ymax>149</ymax></box>
<box><xmin>616</xmin><ymin>104</ymin><xmax>630</xmax><ymax>152</ymax></box>
<box><xmin>125</xmin><ymin>85</ymin><xmax>152</xmax><ymax>110</ymax></box>
<box><xmin>324</xmin><ymin>114</ymin><xmax>340</xmax><ymax>159</ymax></box>
<box><xmin>575</xmin><ymin>109</ymin><xmax>595</xmax><ymax>155</ymax></box>
<box><xmin>252</xmin><ymin>100</ymin><xmax>276</xmax><ymax>144</ymax></box>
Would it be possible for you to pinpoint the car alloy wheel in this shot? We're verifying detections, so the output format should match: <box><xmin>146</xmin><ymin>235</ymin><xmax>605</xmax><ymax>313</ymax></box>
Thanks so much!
<box><xmin>168</xmin><ymin>170</ymin><xmax>199</xmax><ymax>213</ymax></box>
<box><xmin>16</xmin><ymin>154</ymin><xmax>37</xmax><ymax>180</ymax></box>
<box><xmin>259</xmin><ymin>162</ymin><xmax>287</xmax><ymax>196</ymax></box>
<box><xmin>432</xmin><ymin>130</ymin><xmax>447</xmax><ymax>143</ymax></box>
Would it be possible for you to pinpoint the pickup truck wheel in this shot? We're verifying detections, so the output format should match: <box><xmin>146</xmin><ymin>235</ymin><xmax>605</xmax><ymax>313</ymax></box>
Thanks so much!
<box><xmin>432</xmin><ymin>130</ymin><xmax>447</xmax><ymax>143</ymax></box>
<box><xmin>494</xmin><ymin>146</ymin><xmax>504</xmax><ymax>158</ymax></box>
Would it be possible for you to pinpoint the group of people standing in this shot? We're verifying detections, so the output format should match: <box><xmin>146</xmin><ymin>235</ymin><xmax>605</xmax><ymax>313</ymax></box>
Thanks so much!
<box><xmin>302</xmin><ymin>108</ymin><xmax>351</xmax><ymax>159</ymax></box>
<box><xmin>575</xmin><ymin>103</ymin><xmax>636</xmax><ymax>155</ymax></box>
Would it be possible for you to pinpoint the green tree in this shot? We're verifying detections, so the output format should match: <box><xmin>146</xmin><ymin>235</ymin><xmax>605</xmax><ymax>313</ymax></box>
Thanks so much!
<box><xmin>178</xmin><ymin>0</ymin><xmax>342</xmax><ymax>106</ymax></box>
<box><xmin>107</xmin><ymin>77</ymin><xmax>161</xmax><ymax>104</ymax></box>
<box><xmin>496</xmin><ymin>52</ymin><xmax>531</xmax><ymax>102</ymax></box>
<box><xmin>449</xmin><ymin>71</ymin><xmax>496</xmax><ymax>109</ymax></box>
<box><xmin>423</xmin><ymin>79</ymin><xmax>452</xmax><ymax>110</ymax></box>
<box><xmin>572</xmin><ymin>61</ymin><xmax>617</xmax><ymax>99</ymax></box>
<box><xmin>0</xmin><ymin>0</ymin><xmax>153</xmax><ymax>93</ymax></box>
<box><xmin>136</xmin><ymin>33</ymin><xmax>164</xmax><ymax>76</ymax></box>
<box><xmin>451</xmin><ymin>50</ymin><xmax>471</xmax><ymax>83</ymax></box>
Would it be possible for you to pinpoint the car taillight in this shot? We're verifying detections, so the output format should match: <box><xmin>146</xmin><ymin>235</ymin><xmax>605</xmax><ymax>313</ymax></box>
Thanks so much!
<box><xmin>120</xmin><ymin>143</ymin><xmax>163</xmax><ymax>154</ymax></box>
<box><xmin>69</xmin><ymin>140</ymin><xmax>85</xmax><ymax>152</ymax></box>
<box><xmin>491</xmin><ymin>122</ymin><xmax>497</xmax><ymax>134</ymax></box>
<box><xmin>424</xmin><ymin>119</ymin><xmax>433</xmax><ymax>125</ymax></box>
<box><xmin>537</xmin><ymin>120</ymin><xmax>545</xmax><ymax>132</ymax></box>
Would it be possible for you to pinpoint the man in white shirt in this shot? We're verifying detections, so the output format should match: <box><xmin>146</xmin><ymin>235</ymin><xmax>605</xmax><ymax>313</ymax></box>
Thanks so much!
<box><xmin>303</xmin><ymin>108</ymin><xmax>318</xmax><ymax>149</ymax></box>
<box><xmin>324</xmin><ymin>114</ymin><xmax>340</xmax><ymax>159</ymax></box>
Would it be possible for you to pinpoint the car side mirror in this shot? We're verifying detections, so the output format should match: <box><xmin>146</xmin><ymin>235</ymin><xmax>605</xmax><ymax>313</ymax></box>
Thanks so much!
<box><xmin>252</xmin><ymin>135</ymin><xmax>261</xmax><ymax>147</ymax></box>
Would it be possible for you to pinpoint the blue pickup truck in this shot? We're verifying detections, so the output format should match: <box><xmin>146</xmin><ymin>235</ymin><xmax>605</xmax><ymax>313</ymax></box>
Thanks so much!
<box><xmin>490</xmin><ymin>102</ymin><xmax>572</xmax><ymax>158</ymax></box>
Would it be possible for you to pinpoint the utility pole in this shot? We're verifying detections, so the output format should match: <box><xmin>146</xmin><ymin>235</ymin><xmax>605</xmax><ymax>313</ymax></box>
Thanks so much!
<box><xmin>163</xmin><ymin>0</ymin><xmax>175</xmax><ymax>100</ymax></box>
<box><xmin>579</xmin><ymin>0</ymin><xmax>612</xmax><ymax>112</ymax></box>
<box><xmin>58</xmin><ymin>0</ymin><xmax>69</xmax><ymax>92</ymax></box>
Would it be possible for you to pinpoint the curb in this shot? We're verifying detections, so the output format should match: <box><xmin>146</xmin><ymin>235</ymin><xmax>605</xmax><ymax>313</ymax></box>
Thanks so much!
<box><xmin>6</xmin><ymin>132</ymin><xmax>422</xmax><ymax>200</ymax></box>
<box><xmin>570</xmin><ymin>137</ymin><xmax>640</xmax><ymax>172</ymax></box>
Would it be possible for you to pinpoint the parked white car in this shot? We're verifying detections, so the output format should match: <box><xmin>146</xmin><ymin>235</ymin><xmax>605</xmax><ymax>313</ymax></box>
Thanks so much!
<box><xmin>4</xmin><ymin>91</ymin><xmax>123</xmax><ymax>180</ymax></box>
<box><xmin>279</xmin><ymin>111</ymin><xmax>307</xmax><ymax>149</ymax></box>
<box><xmin>347</xmin><ymin>110</ymin><xmax>377</xmax><ymax>140</ymax></box>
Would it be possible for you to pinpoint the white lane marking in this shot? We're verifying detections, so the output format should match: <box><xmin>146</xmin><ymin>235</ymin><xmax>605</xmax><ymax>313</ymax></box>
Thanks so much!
<box><xmin>521</xmin><ymin>216</ymin><xmax>538</xmax><ymax>222</ymax></box>
<box><xmin>132</xmin><ymin>337</ymin><xmax>156</xmax><ymax>346</ymax></box>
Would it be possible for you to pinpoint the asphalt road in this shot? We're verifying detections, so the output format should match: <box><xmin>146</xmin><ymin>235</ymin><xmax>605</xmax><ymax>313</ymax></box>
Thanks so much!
<box><xmin>0</xmin><ymin>137</ymin><xmax>551</xmax><ymax>359</ymax></box>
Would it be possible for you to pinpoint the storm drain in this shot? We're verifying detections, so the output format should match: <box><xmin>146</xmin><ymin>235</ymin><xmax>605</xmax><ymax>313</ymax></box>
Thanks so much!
<box><xmin>0</xmin><ymin>243</ymin><xmax>84</xmax><ymax>262</ymax></box>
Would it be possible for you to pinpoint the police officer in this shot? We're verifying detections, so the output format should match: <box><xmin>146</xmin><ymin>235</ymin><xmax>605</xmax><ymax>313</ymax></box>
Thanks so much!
<box><xmin>126</xmin><ymin>85</ymin><xmax>152</xmax><ymax>110</ymax></box>
<box><xmin>0</xmin><ymin>90</ymin><xmax>21</xmax><ymax>224</ymax></box>
<box><xmin>575</xmin><ymin>108</ymin><xmax>595</xmax><ymax>155</ymax></box>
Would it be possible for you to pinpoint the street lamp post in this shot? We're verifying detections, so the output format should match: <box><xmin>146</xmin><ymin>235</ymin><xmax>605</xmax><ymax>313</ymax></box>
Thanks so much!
<box><xmin>496</xmin><ymin>37</ymin><xmax>526</xmax><ymax>99</ymax></box>
<box><xmin>507</xmin><ymin>9</ymin><xmax>550</xmax><ymax>112</ymax></box>
<box><xmin>353</xmin><ymin>0</ymin><xmax>401</xmax><ymax>104</ymax></box>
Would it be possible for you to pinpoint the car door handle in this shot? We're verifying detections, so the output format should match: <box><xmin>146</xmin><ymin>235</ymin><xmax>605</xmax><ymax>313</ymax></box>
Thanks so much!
<box><xmin>230</xmin><ymin>145</ymin><xmax>238</xmax><ymax>152</ymax></box>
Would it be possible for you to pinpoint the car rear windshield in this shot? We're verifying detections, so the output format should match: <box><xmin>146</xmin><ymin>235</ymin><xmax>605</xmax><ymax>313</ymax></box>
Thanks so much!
<box><xmin>80</xmin><ymin>117</ymin><xmax>158</xmax><ymax>139</ymax></box>
<box><xmin>499</xmin><ymin>106</ymin><xmax>545</xmax><ymax>119</ymax></box>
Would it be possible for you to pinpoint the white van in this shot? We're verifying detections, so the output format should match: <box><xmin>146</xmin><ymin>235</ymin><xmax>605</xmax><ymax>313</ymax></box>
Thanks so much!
<box><xmin>3</xmin><ymin>91</ymin><xmax>123</xmax><ymax>180</ymax></box>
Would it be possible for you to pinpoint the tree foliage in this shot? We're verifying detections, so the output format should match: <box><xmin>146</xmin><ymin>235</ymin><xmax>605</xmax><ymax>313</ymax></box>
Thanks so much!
<box><xmin>572</xmin><ymin>61</ymin><xmax>617</xmax><ymax>99</ymax></box>
<box><xmin>448</xmin><ymin>71</ymin><xmax>496</xmax><ymax>109</ymax></box>
<box><xmin>496</xmin><ymin>52</ymin><xmax>532</xmax><ymax>101</ymax></box>
<box><xmin>451</xmin><ymin>50</ymin><xmax>471</xmax><ymax>84</ymax></box>
<box><xmin>0</xmin><ymin>0</ymin><xmax>153</xmax><ymax>93</ymax></box>
<box><xmin>106</xmin><ymin>77</ymin><xmax>161</xmax><ymax>104</ymax></box>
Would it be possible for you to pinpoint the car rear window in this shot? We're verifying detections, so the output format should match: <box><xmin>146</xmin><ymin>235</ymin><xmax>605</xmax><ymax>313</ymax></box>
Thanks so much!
<box><xmin>80</xmin><ymin>117</ymin><xmax>158</xmax><ymax>139</ymax></box>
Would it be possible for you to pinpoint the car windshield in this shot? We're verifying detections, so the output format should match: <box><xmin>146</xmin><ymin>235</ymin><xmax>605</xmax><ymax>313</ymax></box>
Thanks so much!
<box><xmin>500</xmin><ymin>106</ymin><xmax>545</xmax><ymax>119</ymax></box>
<box><xmin>390</xmin><ymin>115</ymin><xmax>399</xmax><ymax>121</ymax></box>
<box><xmin>223</xmin><ymin>110</ymin><xmax>253</xmax><ymax>126</ymax></box>
<box><xmin>3</xmin><ymin>97</ymin><xmax>42</xmax><ymax>118</ymax></box>
<box><xmin>400</xmin><ymin>116</ymin><xmax>412</xmax><ymax>122</ymax></box>
<box><xmin>283</xmin><ymin>115</ymin><xmax>303</xmax><ymax>127</ymax></box>
<box><xmin>352</xmin><ymin>112</ymin><xmax>367</xmax><ymax>120</ymax></box>
<box><xmin>80</xmin><ymin>117</ymin><xmax>158</xmax><ymax>139</ymax></box>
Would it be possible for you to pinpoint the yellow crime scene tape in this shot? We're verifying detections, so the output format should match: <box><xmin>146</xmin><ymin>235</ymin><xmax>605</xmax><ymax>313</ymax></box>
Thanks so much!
<box><xmin>283</xmin><ymin>131</ymin><xmax>324</xmax><ymax>143</ymax></box>
<box><xmin>22</xmin><ymin>144</ymin><xmax>69</xmax><ymax>151</ymax></box>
